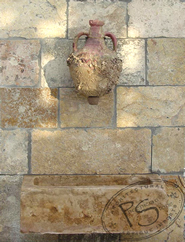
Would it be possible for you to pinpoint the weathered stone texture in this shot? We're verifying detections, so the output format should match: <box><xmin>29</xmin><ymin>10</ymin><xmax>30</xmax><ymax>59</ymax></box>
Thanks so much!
<box><xmin>117</xmin><ymin>87</ymin><xmax>185</xmax><ymax>127</ymax></box>
<box><xmin>68</xmin><ymin>1</ymin><xmax>127</xmax><ymax>39</ymax></box>
<box><xmin>128</xmin><ymin>0</ymin><xmax>185</xmax><ymax>38</ymax></box>
<box><xmin>0</xmin><ymin>129</ymin><xmax>28</xmax><ymax>174</ymax></box>
<box><xmin>31</xmin><ymin>129</ymin><xmax>151</xmax><ymax>174</ymax></box>
<box><xmin>120</xmin><ymin>176</ymin><xmax>184</xmax><ymax>242</ymax></box>
<box><xmin>116</xmin><ymin>39</ymin><xmax>145</xmax><ymax>85</ymax></box>
<box><xmin>41</xmin><ymin>39</ymin><xmax>74</xmax><ymax>88</ymax></box>
<box><xmin>0</xmin><ymin>88</ymin><xmax>58</xmax><ymax>128</ymax></box>
<box><xmin>148</xmin><ymin>39</ymin><xmax>185</xmax><ymax>85</ymax></box>
<box><xmin>0</xmin><ymin>176</ymin><xmax>58</xmax><ymax>242</ymax></box>
<box><xmin>152</xmin><ymin>128</ymin><xmax>184</xmax><ymax>173</ymax></box>
<box><xmin>21</xmin><ymin>175</ymin><xmax>167</xmax><ymax>234</ymax></box>
<box><xmin>0</xmin><ymin>40</ymin><xmax>40</xmax><ymax>87</ymax></box>
<box><xmin>0</xmin><ymin>0</ymin><xmax>67</xmax><ymax>38</ymax></box>
<box><xmin>60</xmin><ymin>88</ymin><xmax>114</xmax><ymax>127</ymax></box>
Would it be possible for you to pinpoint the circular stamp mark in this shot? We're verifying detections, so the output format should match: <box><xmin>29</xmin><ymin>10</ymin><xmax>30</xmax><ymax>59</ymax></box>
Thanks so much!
<box><xmin>101</xmin><ymin>180</ymin><xmax>184</xmax><ymax>241</ymax></box>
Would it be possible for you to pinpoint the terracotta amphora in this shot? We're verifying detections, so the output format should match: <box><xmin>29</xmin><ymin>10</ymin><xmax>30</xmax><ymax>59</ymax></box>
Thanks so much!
<box><xmin>67</xmin><ymin>20</ymin><xmax>122</xmax><ymax>105</ymax></box>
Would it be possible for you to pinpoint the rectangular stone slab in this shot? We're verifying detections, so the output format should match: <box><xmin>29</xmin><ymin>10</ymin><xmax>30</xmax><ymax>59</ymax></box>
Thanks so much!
<box><xmin>20</xmin><ymin>174</ymin><xmax>171</xmax><ymax>234</ymax></box>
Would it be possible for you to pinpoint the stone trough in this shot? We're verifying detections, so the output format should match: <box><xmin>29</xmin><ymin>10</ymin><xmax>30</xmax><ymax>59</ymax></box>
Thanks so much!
<box><xmin>20</xmin><ymin>174</ymin><xmax>184</xmax><ymax>240</ymax></box>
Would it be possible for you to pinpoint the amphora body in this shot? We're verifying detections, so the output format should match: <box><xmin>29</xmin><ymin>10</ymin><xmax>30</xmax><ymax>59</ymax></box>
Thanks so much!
<box><xmin>67</xmin><ymin>20</ymin><xmax>122</xmax><ymax>105</ymax></box>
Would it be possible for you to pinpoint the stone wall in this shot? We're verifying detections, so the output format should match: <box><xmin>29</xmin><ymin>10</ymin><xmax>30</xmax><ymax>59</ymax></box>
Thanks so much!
<box><xmin>0</xmin><ymin>0</ymin><xmax>185</xmax><ymax>241</ymax></box>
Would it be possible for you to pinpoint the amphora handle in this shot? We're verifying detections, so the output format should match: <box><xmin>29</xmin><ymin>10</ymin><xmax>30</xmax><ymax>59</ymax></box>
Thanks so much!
<box><xmin>104</xmin><ymin>32</ymin><xmax>117</xmax><ymax>52</ymax></box>
<box><xmin>73</xmin><ymin>32</ymin><xmax>89</xmax><ymax>52</ymax></box>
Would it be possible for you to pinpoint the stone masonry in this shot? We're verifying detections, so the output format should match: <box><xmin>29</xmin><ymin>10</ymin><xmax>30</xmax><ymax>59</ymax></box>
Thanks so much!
<box><xmin>0</xmin><ymin>0</ymin><xmax>185</xmax><ymax>241</ymax></box>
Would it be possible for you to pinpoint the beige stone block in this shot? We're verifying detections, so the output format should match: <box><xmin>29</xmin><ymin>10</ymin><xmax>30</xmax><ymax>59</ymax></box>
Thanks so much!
<box><xmin>128</xmin><ymin>0</ymin><xmax>185</xmax><ymax>38</ymax></box>
<box><xmin>148</xmin><ymin>39</ymin><xmax>185</xmax><ymax>85</ymax></box>
<box><xmin>117</xmin><ymin>87</ymin><xmax>185</xmax><ymax>127</ymax></box>
<box><xmin>0</xmin><ymin>129</ymin><xmax>28</xmax><ymax>174</ymax></box>
<box><xmin>152</xmin><ymin>128</ymin><xmax>184</xmax><ymax>173</ymax></box>
<box><xmin>60</xmin><ymin>88</ymin><xmax>114</xmax><ymax>127</ymax></box>
<box><xmin>0</xmin><ymin>0</ymin><xmax>67</xmax><ymax>38</ymax></box>
<box><xmin>120</xmin><ymin>176</ymin><xmax>184</xmax><ymax>242</ymax></box>
<box><xmin>21</xmin><ymin>175</ymin><xmax>168</xmax><ymax>234</ymax></box>
<box><xmin>41</xmin><ymin>39</ymin><xmax>74</xmax><ymax>88</ymax></box>
<box><xmin>116</xmin><ymin>39</ymin><xmax>145</xmax><ymax>85</ymax></box>
<box><xmin>68</xmin><ymin>1</ymin><xmax>127</xmax><ymax>39</ymax></box>
<box><xmin>0</xmin><ymin>88</ymin><xmax>58</xmax><ymax>128</ymax></box>
<box><xmin>0</xmin><ymin>40</ymin><xmax>40</xmax><ymax>87</ymax></box>
<box><xmin>31</xmin><ymin>129</ymin><xmax>151</xmax><ymax>174</ymax></box>
<box><xmin>0</xmin><ymin>175</ymin><xmax>58</xmax><ymax>241</ymax></box>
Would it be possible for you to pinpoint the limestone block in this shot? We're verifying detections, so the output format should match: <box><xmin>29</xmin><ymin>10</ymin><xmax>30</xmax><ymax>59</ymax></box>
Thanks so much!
<box><xmin>116</xmin><ymin>39</ymin><xmax>145</xmax><ymax>85</ymax></box>
<box><xmin>117</xmin><ymin>87</ymin><xmax>185</xmax><ymax>127</ymax></box>
<box><xmin>120</xmin><ymin>176</ymin><xmax>185</xmax><ymax>242</ymax></box>
<box><xmin>148</xmin><ymin>39</ymin><xmax>185</xmax><ymax>85</ymax></box>
<box><xmin>21</xmin><ymin>175</ymin><xmax>169</xmax><ymax>234</ymax></box>
<box><xmin>0</xmin><ymin>175</ymin><xmax>58</xmax><ymax>242</ymax></box>
<box><xmin>0</xmin><ymin>129</ymin><xmax>28</xmax><ymax>174</ymax></box>
<box><xmin>152</xmin><ymin>128</ymin><xmax>185</xmax><ymax>173</ymax></box>
<box><xmin>60</xmin><ymin>88</ymin><xmax>114</xmax><ymax>128</ymax></box>
<box><xmin>41</xmin><ymin>39</ymin><xmax>74</xmax><ymax>88</ymax></box>
<box><xmin>0</xmin><ymin>0</ymin><xmax>67</xmax><ymax>38</ymax></box>
<box><xmin>31</xmin><ymin>129</ymin><xmax>151</xmax><ymax>174</ymax></box>
<box><xmin>0</xmin><ymin>40</ymin><xmax>40</xmax><ymax>87</ymax></box>
<box><xmin>68</xmin><ymin>1</ymin><xmax>127</xmax><ymax>39</ymax></box>
<box><xmin>128</xmin><ymin>0</ymin><xmax>185</xmax><ymax>38</ymax></box>
<box><xmin>0</xmin><ymin>88</ymin><xmax>58</xmax><ymax>128</ymax></box>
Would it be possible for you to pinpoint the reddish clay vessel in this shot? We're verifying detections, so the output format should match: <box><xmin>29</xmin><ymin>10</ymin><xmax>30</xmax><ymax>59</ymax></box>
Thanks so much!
<box><xmin>67</xmin><ymin>20</ymin><xmax>122</xmax><ymax>105</ymax></box>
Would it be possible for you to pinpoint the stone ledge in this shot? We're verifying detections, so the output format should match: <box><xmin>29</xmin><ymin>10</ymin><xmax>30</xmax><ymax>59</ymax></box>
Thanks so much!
<box><xmin>20</xmin><ymin>175</ymin><xmax>184</xmax><ymax>238</ymax></box>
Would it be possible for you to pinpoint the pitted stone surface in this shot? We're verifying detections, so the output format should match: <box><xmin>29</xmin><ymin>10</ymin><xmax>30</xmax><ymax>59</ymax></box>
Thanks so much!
<box><xmin>21</xmin><ymin>175</ymin><xmax>168</xmax><ymax>234</ymax></box>
<box><xmin>0</xmin><ymin>129</ymin><xmax>28</xmax><ymax>174</ymax></box>
<box><xmin>0</xmin><ymin>88</ymin><xmax>58</xmax><ymax>128</ymax></box>
<box><xmin>152</xmin><ymin>127</ymin><xmax>184</xmax><ymax>173</ymax></box>
<box><xmin>68</xmin><ymin>1</ymin><xmax>127</xmax><ymax>39</ymax></box>
<box><xmin>41</xmin><ymin>39</ymin><xmax>74</xmax><ymax>88</ymax></box>
<box><xmin>31</xmin><ymin>129</ymin><xmax>151</xmax><ymax>174</ymax></box>
<box><xmin>128</xmin><ymin>0</ymin><xmax>185</xmax><ymax>38</ymax></box>
<box><xmin>148</xmin><ymin>39</ymin><xmax>185</xmax><ymax>85</ymax></box>
<box><xmin>0</xmin><ymin>40</ymin><xmax>40</xmax><ymax>86</ymax></box>
<box><xmin>0</xmin><ymin>0</ymin><xmax>67</xmax><ymax>38</ymax></box>
<box><xmin>117</xmin><ymin>87</ymin><xmax>185</xmax><ymax>127</ymax></box>
<box><xmin>0</xmin><ymin>176</ymin><xmax>58</xmax><ymax>241</ymax></box>
<box><xmin>60</xmin><ymin>88</ymin><xmax>114</xmax><ymax>128</ymax></box>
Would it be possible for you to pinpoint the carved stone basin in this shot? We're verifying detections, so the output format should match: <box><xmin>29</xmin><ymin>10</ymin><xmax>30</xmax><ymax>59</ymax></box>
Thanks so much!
<box><xmin>20</xmin><ymin>175</ymin><xmax>184</xmax><ymax>239</ymax></box>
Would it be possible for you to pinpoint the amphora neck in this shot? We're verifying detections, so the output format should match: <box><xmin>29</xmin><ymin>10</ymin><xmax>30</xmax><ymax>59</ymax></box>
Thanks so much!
<box><xmin>89</xmin><ymin>20</ymin><xmax>104</xmax><ymax>38</ymax></box>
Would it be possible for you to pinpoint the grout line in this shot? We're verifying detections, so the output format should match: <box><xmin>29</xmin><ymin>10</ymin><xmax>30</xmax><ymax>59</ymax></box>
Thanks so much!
<box><xmin>0</xmin><ymin>37</ymin><xmax>185</xmax><ymax>41</ymax></box>
<box><xmin>151</xmin><ymin>128</ymin><xmax>154</xmax><ymax>173</ymax></box>
<box><xmin>112</xmin><ymin>87</ymin><xmax>117</xmax><ymax>128</ymax></box>
<box><xmin>2</xmin><ymin>126</ymin><xmax>185</xmax><ymax>131</ymax></box>
<box><xmin>116</xmin><ymin>84</ymin><xmax>185</xmax><ymax>87</ymax></box>
<box><xmin>58</xmin><ymin>88</ymin><xmax>61</xmax><ymax>128</ymax></box>
<box><xmin>126</xmin><ymin>1</ymin><xmax>129</xmax><ymax>38</ymax></box>
<box><xmin>27</xmin><ymin>130</ymin><xmax>32</xmax><ymax>174</ymax></box>
<box><xmin>38</xmin><ymin>39</ymin><xmax>42</xmax><ymax>87</ymax></box>
<box><xmin>112</xmin><ymin>86</ymin><xmax>117</xmax><ymax>129</ymax></box>
<box><xmin>66</xmin><ymin>0</ymin><xmax>69</xmax><ymax>39</ymax></box>
<box><xmin>0</xmin><ymin>172</ymin><xmax>183</xmax><ymax>176</ymax></box>
<box><xmin>145</xmin><ymin>38</ymin><xmax>149</xmax><ymax>85</ymax></box>
<box><xmin>1</xmin><ymin>84</ymin><xmax>185</xmax><ymax>89</ymax></box>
